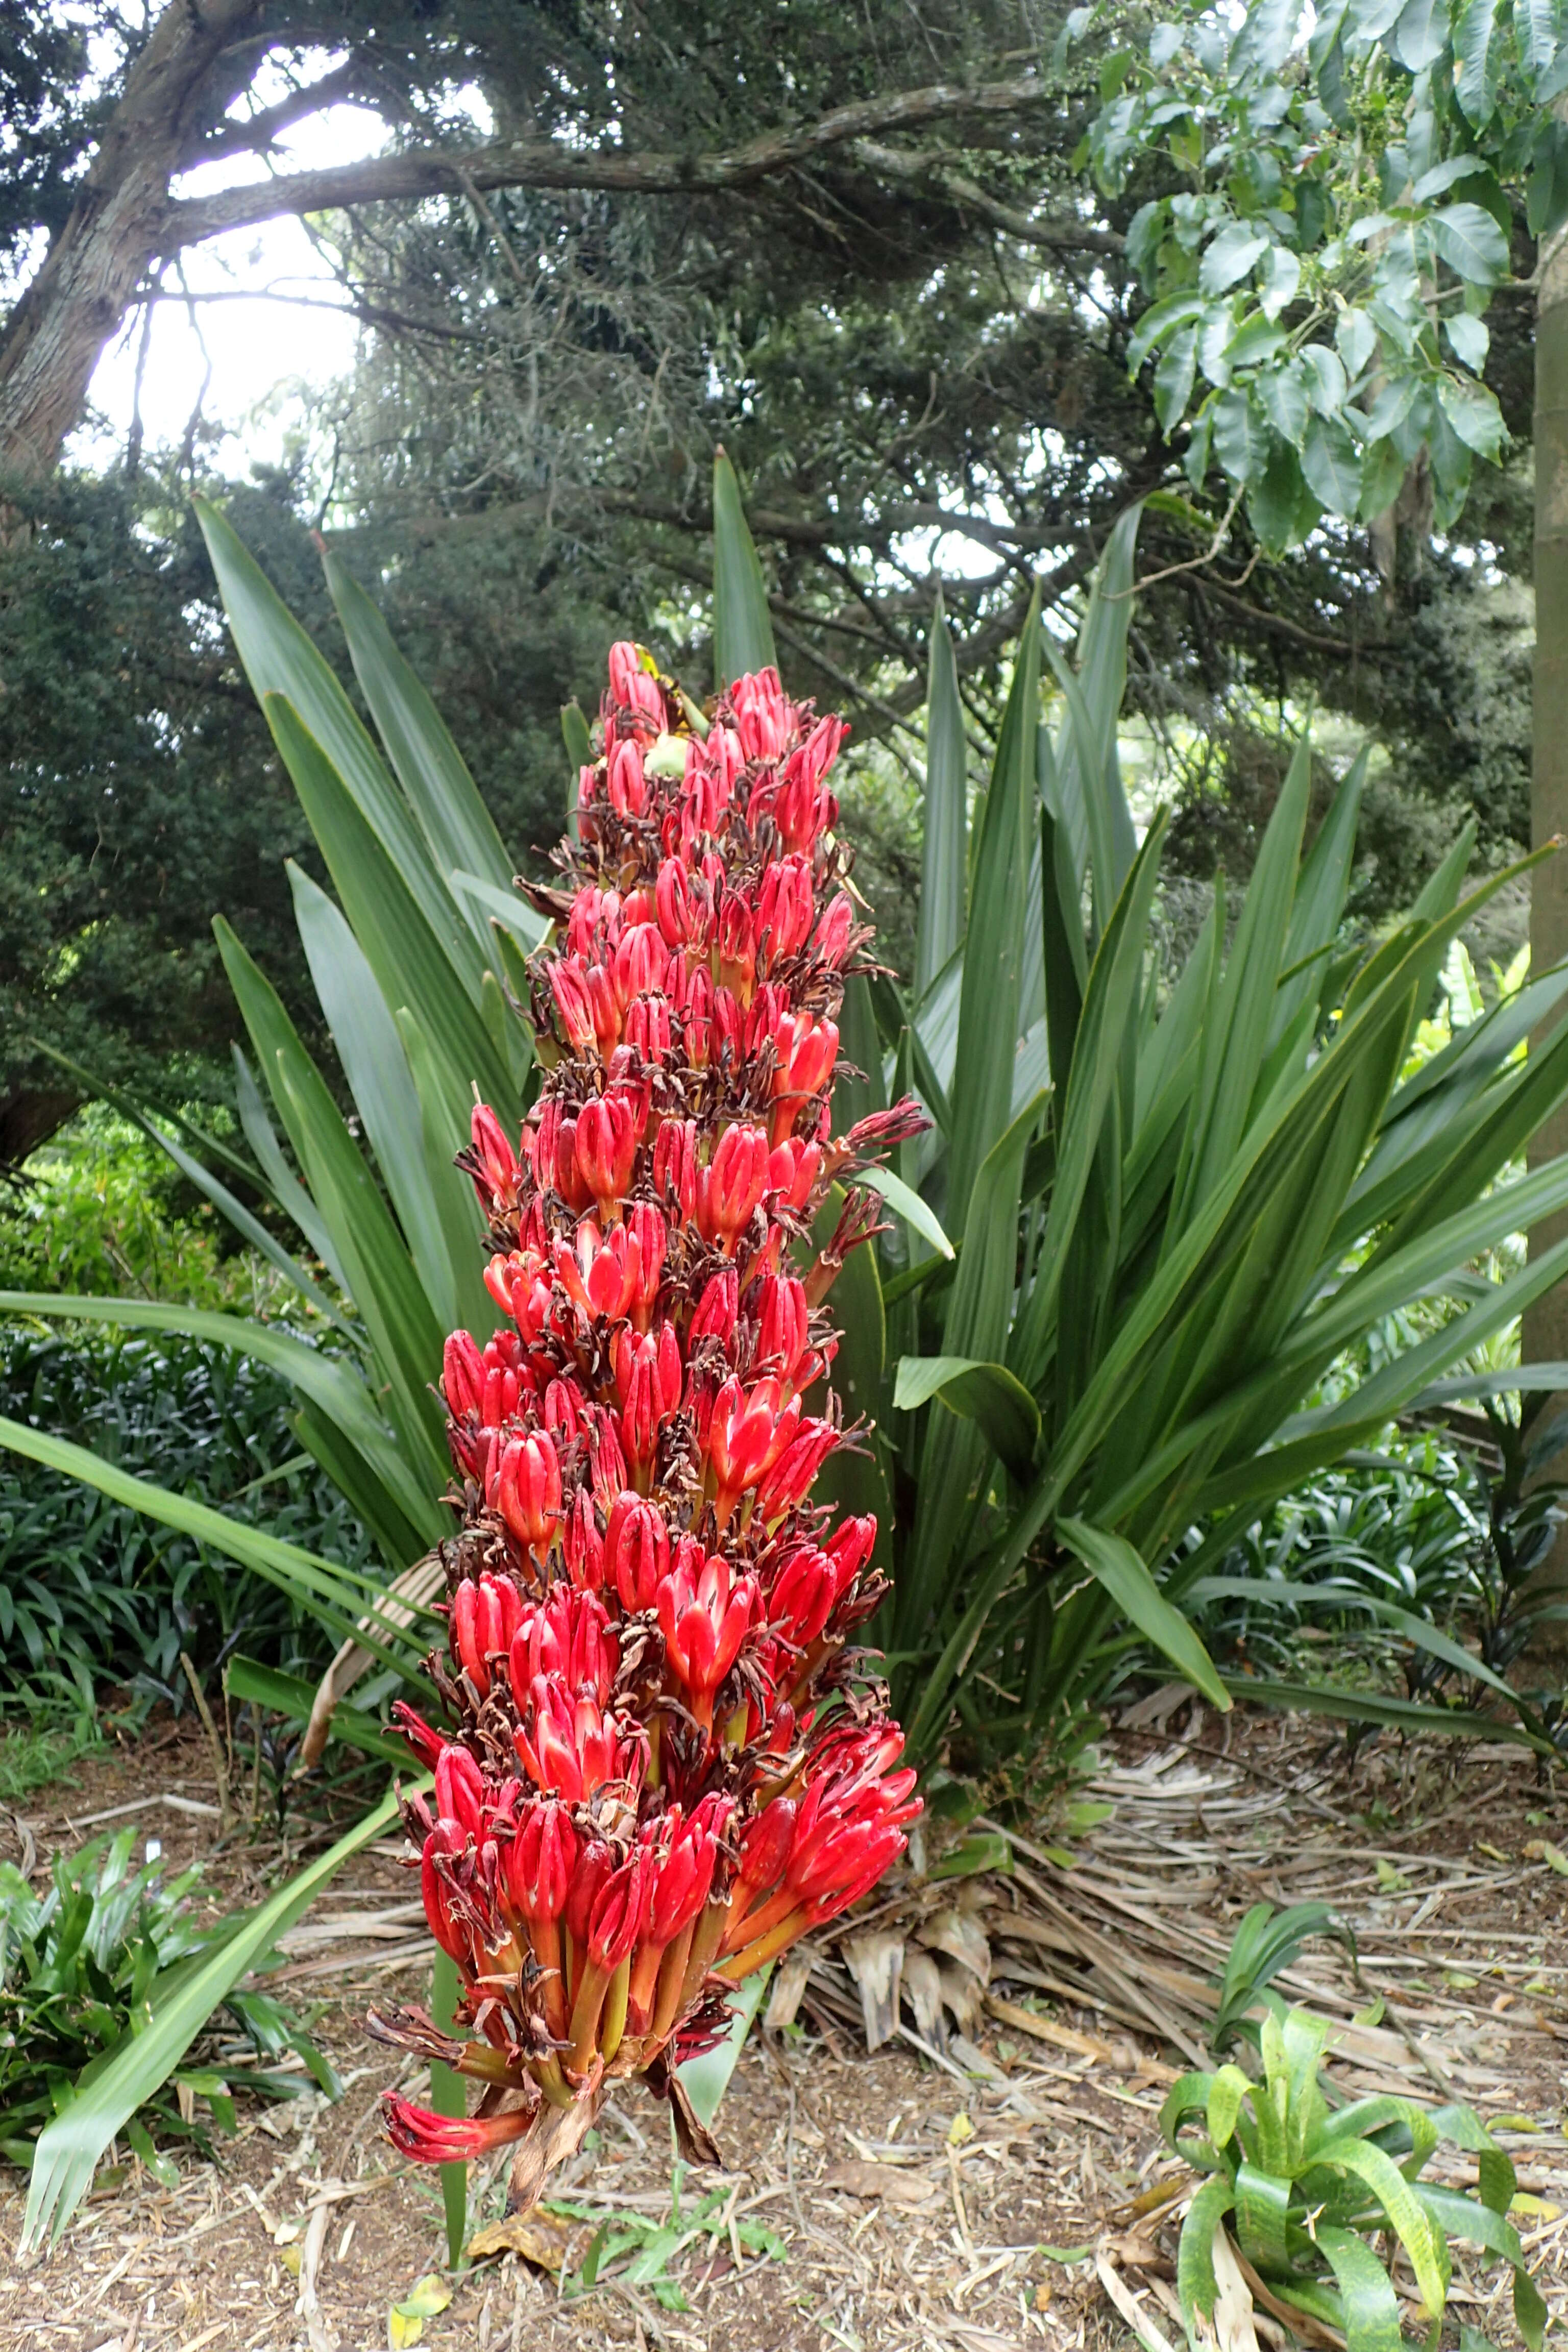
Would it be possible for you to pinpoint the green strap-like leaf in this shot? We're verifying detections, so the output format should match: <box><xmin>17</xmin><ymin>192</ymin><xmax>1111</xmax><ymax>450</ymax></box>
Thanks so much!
<box><xmin>857</xmin><ymin>1164</ymin><xmax>953</xmax><ymax>1259</ymax></box>
<box><xmin>946</xmin><ymin>588</ymin><xmax>1041</xmax><ymax>1232</ymax></box>
<box><xmin>712</xmin><ymin>452</ymin><xmax>777</xmax><ymax>685</ymax></box>
<box><xmin>1177</xmin><ymin>2173</ymin><xmax>1236</xmax><ymax>2328</ymax></box>
<box><xmin>195</xmin><ymin>500</ymin><xmax>489</xmax><ymax>1000</ymax></box>
<box><xmin>916</xmin><ymin>590</ymin><xmax>968</xmax><ymax>999</ymax></box>
<box><xmin>1313</xmin><ymin>2225</ymin><xmax>1405</xmax><ymax>2352</ymax></box>
<box><xmin>22</xmin><ymin>1782</ymin><xmax>415</xmax><ymax>2249</ymax></box>
<box><xmin>892</xmin><ymin>1354</ymin><xmax>1041</xmax><ymax>1480</ymax></box>
<box><xmin>1321</xmin><ymin>2136</ymin><xmax>1446</xmax><ymax>2314</ymax></box>
<box><xmin>1056</xmin><ymin>1517</ymin><xmax>1229</xmax><ymax>1710</ymax></box>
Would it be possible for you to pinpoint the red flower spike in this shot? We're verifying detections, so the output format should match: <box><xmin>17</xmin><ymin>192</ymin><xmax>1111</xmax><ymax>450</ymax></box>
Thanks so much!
<box><xmin>385</xmin><ymin>646</ymin><xmax>923</xmax><ymax>2189</ymax></box>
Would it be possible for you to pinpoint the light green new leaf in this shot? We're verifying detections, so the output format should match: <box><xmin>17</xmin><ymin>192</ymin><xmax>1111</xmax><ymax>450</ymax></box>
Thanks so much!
<box><xmin>1055</xmin><ymin>1517</ymin><xmax>1230</xmax><ymax>1709</ymax></box>
<box><xmin>893</xmin><ymin>1355</ymin><xmax>1041</xmax><ymax>1479</ymax></box>
<box><xmin>947</xmin><ymin>590</ymin><xmax>1041</xmax><ymax>1231</ymax></box>
<box><xmin>23</xmin><ymin>1784</ymin><xmax>414</xmax><ymax>2250</ymax></box>
<box><xmin>712</xmin><ymin>452</ymin><xmax>777</xmax><ymax>685</ymax></box>
<box><xmin>322</xmin><ymin>546</ymin><xmax>516</xmax><ymax>915</ymax></box>
<box><xmin>857</xmin><ymin>1164</ymin><xmax>953</xmax><ymax>1259</ymax></box>
<box><xmin>916</xmin><ymin>592</ymin><xmax>969</xmax><ymax>998</ymax></box>
<box><xmin>678</xmin><ymin>1968</ymin><xmax>773</xmax><ymax>2129</ymax></box>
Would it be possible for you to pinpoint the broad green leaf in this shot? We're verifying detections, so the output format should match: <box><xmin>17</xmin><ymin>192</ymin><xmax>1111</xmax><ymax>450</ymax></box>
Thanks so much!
<box><xmin>1429</xmin><ymin>201</ymin><xmax>1509</xmax><ymax>282</ymax></box>
<box><xmin>23</xmin><ymin>1783</ymin><xmax>415</xmax><ymax>2249</ymax></box>
<box><xmin>892</xmin><ymin>1355</ymin><xmax>1041</xmax><ymax>1479</ymax></box>
<box><xmin>947</xmin><ymin>587</ymin><xmax>1041</xmax><ymax>1230</ymax></box>
<box><xmin>916</xmin><ymin>591</ymin><xmax>969</xmax><ymax>998</ymax></box>
<box><xmin>1436</xmin><ymin>375</ymin><xmax>1505</xmax><ymax>458</ymax></box>
<box><xmin>1232</xmin><ymin>2159</ymin><xmax>1292</xmax><ymax>2270</ymax></box>
<box><xmin>1055</xmin><ymin>1517</ymin><xmax>1230</xmax><ymax>1708</ymax></box>
<box><xmin>321</xmin><ymin>546</ymin><xmax>516</xmax><ymax>916</ymax></box>
<box><xmin>1301</xmin><ymin>413</ymin><xmax>1361</xmax><ymax>515</ymax></box>
<box><xmin>712</xmin><ymin>452</ymin><xmax>776</xmax><ymax>685</ymax></box>
<box><xmin>1200</xmin><ymin>223</ymin><xmax>1269</xmax><ymax>295</ymax></box>
<box><xmin>1452</xmin><ymin>0</ymin><xmax>1501</xmax><ymax>122</ymax></box>
<box><xmin>1391</xmin><ymin>0</ymin><xmax>1450</xmax><ymax>68</ymax></box>
<box><xmin>1313</xmin><ymin>2225</ymin><xmax>1404</xmax><ymax>2352</ymax></box>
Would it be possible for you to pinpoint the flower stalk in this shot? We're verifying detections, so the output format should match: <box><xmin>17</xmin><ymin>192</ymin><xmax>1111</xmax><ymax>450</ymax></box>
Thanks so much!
<box><xmin>374</xmin><ymin>645</ymin><xmax>922</xmax><ymax>2203</ymax></box>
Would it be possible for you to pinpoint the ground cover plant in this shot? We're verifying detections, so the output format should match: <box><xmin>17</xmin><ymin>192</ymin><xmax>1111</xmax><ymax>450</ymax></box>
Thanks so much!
<box><xmin>0</xmin><ymin>1324</ymin><xmax>361</xmax><ymax>1707</ymax></box>
<box><xmin>0</xmin><ymin>1825</ymin><xmax>336</xmax><ymax>2169</ymax></box>
<box><xmin>1166</xmin><ymin>2000</ymin><xmax>1547</xmax><ymax>2352</ymax></box>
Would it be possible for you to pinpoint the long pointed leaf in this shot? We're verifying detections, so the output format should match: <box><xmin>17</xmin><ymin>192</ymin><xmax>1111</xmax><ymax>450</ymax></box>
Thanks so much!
<box><xmin>712</xmin><ymin>453</ymin><xmax>776</xmax><ymax>684</ymax></box>
<box><xmin>916</xmin><ymin>592</ymin><xmax>969</xmax><ymax>999</ymax></box>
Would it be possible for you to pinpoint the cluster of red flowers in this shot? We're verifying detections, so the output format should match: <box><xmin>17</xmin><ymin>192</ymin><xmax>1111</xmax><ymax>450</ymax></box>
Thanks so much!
<box><xmin>373</xmin><ymin>645</ymin><xmax>922</xmax><ymax>2194</ymax></box>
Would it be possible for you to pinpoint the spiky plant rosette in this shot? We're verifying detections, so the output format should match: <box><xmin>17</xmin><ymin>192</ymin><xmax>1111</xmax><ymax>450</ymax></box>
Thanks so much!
<box><xmin>371</xmin><ymin>644</ymin><xmax>924</xmax><ymax>2205</ymax></box>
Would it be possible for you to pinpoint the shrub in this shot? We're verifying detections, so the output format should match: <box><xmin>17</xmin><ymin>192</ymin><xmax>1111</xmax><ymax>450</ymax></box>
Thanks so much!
<box><xmin>0</xmin><ymin>1326</ymin><xmax>364</xmax><ymax>1703</ymax></box>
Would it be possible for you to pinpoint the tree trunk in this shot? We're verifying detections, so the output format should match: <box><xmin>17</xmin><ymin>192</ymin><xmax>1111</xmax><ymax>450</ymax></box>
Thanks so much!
<box><xmin>0</xmin><ymin>0</ymin><xmax>259</xmax><ymax>479</ymax></box>
<box><xmin>0</xmin><ymin>1088</ymin><xmax>80</xmax><ymax>1173</ymax></box>
<box><xmin>1522</xmin><ymin>223</ymin><xmax>1568</xmax><ymax>1664</ymax></box>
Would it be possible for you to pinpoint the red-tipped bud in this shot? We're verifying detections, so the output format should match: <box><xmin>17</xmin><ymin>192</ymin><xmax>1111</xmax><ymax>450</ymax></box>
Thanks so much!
<box><xmin>393</xmin><ymin>1701</ymin><xmax>447</xmax><ymax>1771</ymax></box>
<box><xmin>648</xmin><ymin>1798</ymin><xmax>731</xmax><ymax>1944</ymax></box>
<box><xmin>753</xmin><ymin>1275</ymin><xmax>811</xmax><ymax>1384</ymax></box>
<box><xmin>707</xmin><ymin>1376</ymin><xmax>798</xmax><ymax>1515</ymax></box>
<box><xmin>575</xmin><ymin>1092</ymin><xmax>641</xmax><ymax>1215</ymax></box>
<box><xmin>626</xmin><ymin>1202</ymin><xmax>669</xmax><ymax>1324</ymax></box>
<box><xmin>443</xmin><ymin>1330</ymin><xmax>487</xmax><ymax>1422</ymax></box>
<box><xmin>435</xmin><ymin>1743</ymin><xmax>486</xmax><ymax>1841</ymax></box>
<box><xmin>657</xmin><ymin>1548</ymin><xmax>757</xmax><ymax>1699</ymax></box>
<box><xmin>813</xmin><ymin>892</ymin><xmax>855</xmax><ymax>968</ymax></box>
<box><xmin>738</xmin><ymin>1797</ymin><xmax>796</xmax><ymax>1893</ymax></box>
<box><xmin>384</xmin><ymin>2094</ymin><xmax>536</xmax><ymax>2163</ymax></box>
<box><xmin>690</xmin><ymin>1268</ymin><xmax>739</xmax><ymax>1346</ymax></box>
<box><xmin>655</xmin><ymin>856</ymin><xmax>696</xmax><ymax>949</ymax></box>
<box><xmin>469</xmin><ymin>1104</ymin><xmax>521</xmax><ymax>1213</ymax></box>
<box><xmin>489</xmin><ymin>1429</ymin><xmax>562</xmax><ymax>1556</ymax></box>
<box><xmin>698</xmin><ymin>1123</ymin><xmax>770</xmax><ymax>1250</ymax></box>
<box><xmin>503</xmin><ymin>1796</ymin><xmax>578</xmax><ymax>1924</ymax></box>
<box><xmin>562</xmin><ymin>1487</ymin><xmax>606</xmax><ymax>1590</ymax></box>
<box><xmin>653</xmin><ymin>1117</ymin><xmax>699</xmax><ymax>1217</ymax></box>
<box><xmin>756</xmin><ymin>855</ymin><xmax>816</xmax><ymax>966</ymax></box>
<box><xmin>605</xmin><ymin>1491</ymin><xmax>669</xmax><ymax>1612</ymax></box>
<box><xmin>586</xmin><ymin>1849</ymin><xmax>652</xmax><ymax>1968</ymax></box>
<box><xmin>564</xmin><ymin>1837</ymin><xmax>615</xmax><ymax>1947</ymax></box>
<box><xmin>755</xmin><ymin>1419</ymin><xmax>837</xmax><ymax>1525</ymax></box>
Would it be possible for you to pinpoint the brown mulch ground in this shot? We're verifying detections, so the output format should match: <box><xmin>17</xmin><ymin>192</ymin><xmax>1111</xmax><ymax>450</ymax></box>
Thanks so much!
<box><xmin>0</xmin><ymin>1702</ymin><xmax>1561</xmax><ymax>2352</ymax></box>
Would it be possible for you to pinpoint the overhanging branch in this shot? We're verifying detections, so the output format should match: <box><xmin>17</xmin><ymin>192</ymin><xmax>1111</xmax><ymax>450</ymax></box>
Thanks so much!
<box><xmin>165</xmin><ymin>73</ymin><xmax>1056</xmax><ymax>243</ymax></box>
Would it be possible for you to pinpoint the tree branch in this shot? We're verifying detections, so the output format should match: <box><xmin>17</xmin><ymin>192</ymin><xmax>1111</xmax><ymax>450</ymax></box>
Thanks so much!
<box><xmin>164</xmin><ymin>74</ymin><xmax>1056</xmax><ymax>244</ymax></box>
<box><xmin>190</xmin><ymin>61</ymin><xmax>369</xmax><ymax>166</ymax></box>
<box><xmin>847</xmin><ymin>141</ymin><xmax>1123</xmax><ymax>255</ymax></box>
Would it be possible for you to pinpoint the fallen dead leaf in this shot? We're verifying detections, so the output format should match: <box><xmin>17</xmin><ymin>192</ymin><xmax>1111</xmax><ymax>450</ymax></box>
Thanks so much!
<box><xmin>823</xmin><ymin>2160</ymin><xmax>941</xmax><ymax>2209</ymax></box>
<box><xmin>465</xmin><ymin>2212</ymin><xmax>571</xmax><ymax>2270</ymax></box>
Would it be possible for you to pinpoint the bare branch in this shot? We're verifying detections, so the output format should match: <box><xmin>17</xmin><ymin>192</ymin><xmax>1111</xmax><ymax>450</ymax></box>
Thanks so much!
<box><xmin>190</xmin><ymin>61</ymin><xmax>369</xmax><ymax>165</ymax></box>
<box><xmin>164</xmin><ymin>74</ymin><xmax>1056</xmax><ymax>244</ymax></box>
<box><xmin>848</xmin><ymin>141</ymin><xmax>1123</xmax><ymax>255</ymax></box>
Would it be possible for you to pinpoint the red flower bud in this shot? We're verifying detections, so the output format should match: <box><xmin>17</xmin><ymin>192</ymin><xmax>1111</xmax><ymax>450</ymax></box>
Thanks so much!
<box><xmin>490</xmin><ymin>1429</ymin><xmax>562</xmax><ymax>1557</ymax></box>
<box><xmin>562</xmin><ymin>1487</ymin><xmax>606</xmax><ymax>1591</ymax></box>
<box><xmin>653</xmin><ymin>1116</ymin><xmax>699</xmax><ymax>1217</ymax></box>
<box><xmin>605</xmin><ymin>1491</ymin><xmax>669</xmax><ymax>1612</ymax></box>
<box><xmin>690</xmin><ymin>1268</ymin><xmax>739</xmax><ymax>1346</ymax></box>
<box><xmin>755</xmin><ymin>1419</ymin><xmax>837</xmax><ymax>1525</ymax></box>
<box><xmin>575</xmin><ymin>1092</ymin><xmax>640</xmax><ymax>1214</ymax></box>
<box><xmin>756</xmin><ymin>855</ymin><xmax>816</xmax><ymax>965</ymax></box>
<box><xmin>586</xmin><ymin>1848</ymin><xmax>652</xmax><ymax>1968</ymax></box>
<box><xmin>708</xmin><ymin>1376</ymin><xmax>799</xmax><ymax>1518</ymax></box>
<box><xmin>564</xmin><ymin>1836</ymin><xmax>615</xmax><ymax>1947</ymax></box>
<box><xmin>657</xmin><ymin>1547</ymin><xmax>757</xmax><ymax>1700</ymax></box>
<box><xmin>384</xmin><ymin>2094</ymin><xmax>536</xmax><ymax>2162</ymax></box>
<box><xmin>443</xmin><ymin>1330</ymin><xmax>487</xmax><ymax>1423</ymax></box>
<box><xmin>753</xmin><ymin>1275</ymin><xmax>811</xmax><ymax>1384</ymax></box>
<box><xmin>469</xmin><ymin>1103</ymin><xmax>521</xmax><ymax>1212</ymax></box>
<box><xmin>503</xmin><ymin>1795</ymin><xmax>578</xmax><ymax>1924</ymax></box>
<box><xmin>738</xmin><ymin>1797</ymin><xmax>796</xmax><ymax>1893</ymax></box>
<box><xmin>697</xmin><ymin>1123</ymin><xmax>770</xmax><ymax>1250</ymax></box>
<box><xmin>435</xmin><ymin>1742</ymin><xmax>486</xmax><ymax>1841</ymax></box>
<box><xmin>813</xmin><ymin>891</ymin><xmax>855</xmax><ymax>968</ymax></box>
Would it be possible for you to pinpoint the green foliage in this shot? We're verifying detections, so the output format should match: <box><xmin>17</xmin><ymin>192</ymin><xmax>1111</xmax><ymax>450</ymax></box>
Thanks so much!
<box><xmin>0</xmin><ymin>1325</ymin><xmax>359</xmax><ymax>1704</ymax></box>
<box><xmin>551</xmin><ymin>2161</ymin><xmax>787</xmax><ymax>2314</ymax></box>
<box><xmin>1078</xmin><ymin>0</ymin><xmax>1560</xmax><ymax>545</ymax></box>
<box><xmin>0</xmin><ymin>1826</ymin><xmax>336</xmax><ymax>2168</ymax></box>
<box><xmin>1164</xmin><ymin>1994</ymin><xmax>1546</xmax><ymax>2352</ymax></box>
<box><xmin>871</xmin><ymin>500</ymin><xmax>1568</xmax><ymax>1765</ymax></box>
<box><xmin>0</xmin><ymin>1108</ymin><xmax>267</xmax><ymax>1310</ymax></box>
<box><xmin>1210</xmin><ymin>1900</ymin><xmax>1356</xmax><ymax>2050</ymax></box>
